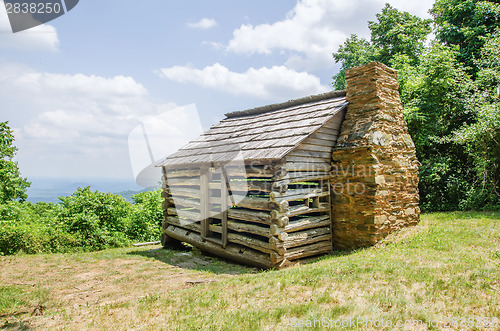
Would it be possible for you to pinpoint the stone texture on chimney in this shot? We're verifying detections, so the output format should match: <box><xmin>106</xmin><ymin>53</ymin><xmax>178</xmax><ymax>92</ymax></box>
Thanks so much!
<box><xmin>331</xmin><ymin>61</ymin><xmax>420</xmax><ymax>249</ymax></box>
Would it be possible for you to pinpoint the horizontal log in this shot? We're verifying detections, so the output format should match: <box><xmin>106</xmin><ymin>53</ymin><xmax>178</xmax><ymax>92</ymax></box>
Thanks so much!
<box><xmin>284</xmin><ymin>240</ymin><xmax>332</xmax><ymax>261</ymax></box>
<box><xmin>168</xmin><ymin>187</ymin><xmax>201</xmax><ymax>199</ymax></box>
<box><xmin>233</xmin><ymin>196</ymin><xmax>273</xmax><ymax>211</ymax></box>
<box><xmin>228</xmin><ymin>180</ymin><xmax>273</xmax><ymax>193</ymax></box>
<box><xmin>209</xmin><ymin>224</ymin><xmax>223</xmax><ymax>234</ymax></box>
<box><xmin>284</xmin><ymin>155</ymin><xmax>332</xmax><ymax>164</ymax></box>
<box><xmin>228</xmin><ymin>220</ymin><xmax>271</xmax><ymax>238</ymax></box>
<box><xmin>164</xmin><ymin>225</ymin><xmax>273</xmax><ymax>269</ymax></box>
<box><xmin>166</xmin><ymin>216</ymin><xmax>200</xmax><ymax>232</ymax></box>
<box><xmin>163</xmin><ymin>168</ymin><xmax>200</xmax><ymax>178</ymax></box>
<box><xmin>287</xmin><ymin>203</ymin><xmax>330</xmax><ymax>217</ymax></box>
<box><xmin>285</xmin><ymin>172</ymin><xmax>331</xmax><ymax>183</ymax></box>
<box><xmin>168</xmin><ymin>197</ymin><xmax>201</xmax><ymax>210</ymax></box>
<box><xmin>165</xmin><ymin>177</ymin><xmax>200</xmax><ymax>187</ymax></box>
<box><xmin>227</xmin><ymin>233</ymin><xmax>275</xmax><ymax>254</ymax></box>
<box><xmin>170</xmin><ymin>209</ymin><xmax>203</xmax><ymax>222</ymax></box>
<box><xmin>283</xmin><ymin>162</ymin><xmax>331</xmax><ymax>172</ymax></box>
<box><xmin>282</xmin><ymin>227</ymin><xmax>331</xmax><ymax>249</ymax></box>
<box><xmin>225</xmin><ymin>166</ymin><xmax>275</xmax><ymax>178</ymax></box>
<box><xmin>269</xmin><ymin>188</ymin><xmax>328</xmax><ymax>202</ymax></box>
<box><xmin>228</xmin><ymin>208</ymin><xmax>272</xmax><ymax>225</ymax></box>
<box><xmin>285</xmin><ymin>215</ymin><xmax>331</xmax><ymax>233</ymax></box>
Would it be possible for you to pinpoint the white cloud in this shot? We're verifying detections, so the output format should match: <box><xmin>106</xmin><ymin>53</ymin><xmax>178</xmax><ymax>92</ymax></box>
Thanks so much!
<box><xmin>187</xmin><ymin>18</ymin><xmax>217</xmax><ymax>30</ymax></box>
<box><xmin>0</xmin><ymin>62</ymin><xmax>182</xmax><ymax>179</ymax></box>
<box><xmin>226</xmin><ymin>0</ymin><xmax>435</xmax><ymax>71</ymax></box>
<box><xmin>0</xmin><ymin>1</ymin><xmax>59</xmax><ymax>51</ymax></box>
<box><xmin>158</xmin><ymin>63</ymin><xmax>330</xmax><ymax>100</ymax></box>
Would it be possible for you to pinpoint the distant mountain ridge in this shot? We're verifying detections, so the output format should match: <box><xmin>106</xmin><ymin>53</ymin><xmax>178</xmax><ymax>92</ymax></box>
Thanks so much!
<box><xmin>26</xmin><ymin>177</ymin><xmax>159</xmax><ymax>203</ymax></box>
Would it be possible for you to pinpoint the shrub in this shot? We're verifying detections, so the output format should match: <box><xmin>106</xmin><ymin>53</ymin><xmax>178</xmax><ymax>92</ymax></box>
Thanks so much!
<box><xmin>128</xmin><ymin>189</ymin><xmax>163</xmax><ymax>242</ymax></box>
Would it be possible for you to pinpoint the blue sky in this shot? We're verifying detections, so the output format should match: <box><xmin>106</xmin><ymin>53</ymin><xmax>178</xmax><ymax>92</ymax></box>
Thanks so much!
<box><xmin>0</xmin><ymin>0</ymin><xmax>435</xmax><ymax>189</ymax></box>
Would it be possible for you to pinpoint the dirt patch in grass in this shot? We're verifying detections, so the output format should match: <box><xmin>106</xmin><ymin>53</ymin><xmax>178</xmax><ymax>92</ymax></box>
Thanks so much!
<box><xmin>0</xmin><ymin>245</ymin><xmax>255</xmax><ymax>328</ymax></box>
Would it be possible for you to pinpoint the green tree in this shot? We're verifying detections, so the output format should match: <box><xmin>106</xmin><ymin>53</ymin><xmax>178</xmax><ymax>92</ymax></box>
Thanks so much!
<box><xmin>453</xmin><ymin>32</ymin><xmax>500</xmax><ymax>208</ymax></box>
<box><xmin>391</xmin><ymin>43</ymin><xmax>476</xmax><ymax>211</ymax></box>
<box><xmin>332</xmin><ymin>3</ymin><xmax>431</xmax><ymax>89</ymax></box>
<box><xmin>369</xmin><ymin>3</ymin><xmax>432</xmax><ymax>65</ymax></box>
<box><xmin>0</xmin><ymin>122</ymin><xmax>30</xmax><ymax>203</ymax></box>
<box><xmin>332</xmin><ymin>35</ymin><xmax>376</xmax><ymax>90</ymax></box>
<box><xmin>431</xmin><ymin>0</ymin><xmax>500</xmax><ymax>75</ymax></box>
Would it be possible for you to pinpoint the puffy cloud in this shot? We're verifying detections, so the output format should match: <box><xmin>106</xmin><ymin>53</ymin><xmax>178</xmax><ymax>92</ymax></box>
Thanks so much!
<box><xmin>158</xmin><ymin>63</ymin><xmax>330</xmax><ymax>100</ymax></box>
<box><xmin>0</xmin><ymin>1</ymin><xmax>59</xmax><ymax>51</ymax></box>
<box><xmin>0</xmin><ymin>62</ymin><xmax>181</xmax><ymax>179</ymax></box>
<box><xmin>226</xmin><ymin>0</ymin><xmax>435</xmax><ymax>71</ymax></box>
<box><xmin>187</xmin><ymin>18</ymin><xmax>217</xmax><ymax>30</ymax></box>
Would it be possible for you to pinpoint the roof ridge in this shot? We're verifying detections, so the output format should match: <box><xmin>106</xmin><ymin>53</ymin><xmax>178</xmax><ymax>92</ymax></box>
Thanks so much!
<box><xmin>224</xmin><ymin>90</ymin><xmax>346</xmax><ymax>119</ymax></box>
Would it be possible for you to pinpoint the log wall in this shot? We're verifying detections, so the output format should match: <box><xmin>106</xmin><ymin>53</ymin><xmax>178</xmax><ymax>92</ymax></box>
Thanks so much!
<box><xmin>161</xmin><ymin>161</ymin><xmax>334</xmax><ymax>268</ymax></box>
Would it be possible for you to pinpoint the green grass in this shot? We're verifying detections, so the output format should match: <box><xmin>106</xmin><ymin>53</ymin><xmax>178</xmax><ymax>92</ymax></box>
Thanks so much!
<box><xmin>1</xmin><ymin>212</ymin><xmax>499</xmax><ymax>330</ymax></box>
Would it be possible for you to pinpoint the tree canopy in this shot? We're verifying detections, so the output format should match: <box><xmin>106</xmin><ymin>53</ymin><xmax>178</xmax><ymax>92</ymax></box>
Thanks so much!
<box><xmin>0</xmin><ymin>122</ymin><xmax>30</xmax><ymax>203</ymax></box>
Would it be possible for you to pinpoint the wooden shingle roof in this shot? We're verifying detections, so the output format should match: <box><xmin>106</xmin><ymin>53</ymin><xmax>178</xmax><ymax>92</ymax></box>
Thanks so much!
<box><xmin>157</xmin><ymin>90</ymin><xmax>347</xmax><ymax>168</ymax></box>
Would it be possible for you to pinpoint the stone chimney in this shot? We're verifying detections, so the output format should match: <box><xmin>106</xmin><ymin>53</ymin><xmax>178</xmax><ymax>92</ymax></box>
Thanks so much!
<box><xmin>331</xmin><ymin>62</ymin><xmax>420</xmax><ymax>249</ymax></box>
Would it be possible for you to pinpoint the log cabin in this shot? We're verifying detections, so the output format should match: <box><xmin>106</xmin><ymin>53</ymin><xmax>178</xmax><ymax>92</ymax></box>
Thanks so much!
<box><xmin>156</xmin><ymin>62</ymin><xmax>420</xmax><ymax>268</ymax></box>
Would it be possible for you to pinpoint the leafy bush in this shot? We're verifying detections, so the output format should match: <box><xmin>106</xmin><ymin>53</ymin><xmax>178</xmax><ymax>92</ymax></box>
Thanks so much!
<box><xmin>128</xmin><ymin>189</ymin><xmax>163</xmax><ymax>242</ymax></box>
<box><xmin>0</xmin><ymin>220</ymin><xmax>78</xmax><ymax>256</ymax></box>
<box><xmin>0</xmin><ymin>187</ymin><xmax>164</xmax><ymax>256</ymax></box>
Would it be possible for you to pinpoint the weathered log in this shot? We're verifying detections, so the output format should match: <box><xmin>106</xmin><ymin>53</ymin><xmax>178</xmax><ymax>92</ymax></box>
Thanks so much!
<box><xmin>268</xmin><ymin>237</ymin><xmax>286</xmax><ymax>255</ymax></box>
<box><xmin>284</xmin><ymin>215</ymin><xmax>331</xmax><ymax>233</ymax></box>
<box><xmin>166</xmin><ymin>216</ymin><xmax>200</xmax><ymax>232</ymax></box>
<box><xmin>277</xmin><ymin>172</ymin><xmax>330</xmax><ymax>184</ymax></box>
<box><xmin>282</xmin><ymin>227</ymin><xmax>331</xmax><ymax>249</ymax></box>
<box><xmin>269</xmin><ymin>188</ymin><xmax>327</xmax><ymax>202</ymax></box>
<box><xmin>270</xmin><ymin>224</ymin><xmax>289</xmax><ymax>241</ymax></box>
<box><xmin>227</xmin><ymin>233</ymin><xmax>275</xmax><ymax>254</ymax></box>
<box><xmin>165</xmin><ymin>177</ymin><xmax>200</xmax><ymax>187</ymax></box>
<box><xmin>271</xmin><ymin>181</ymin><xmax>288</xmax><ymax>194</ymax></box>
<box><xmin>283</xmin><ymin>162</ymin><xmax>331</xmax><ymax>172</ymax></box>
<box><xmin>168</xmin><ymin>209</ymin><xmax>203</xmax><ymax>222</ymax></box>
<box><xmin>163</xmin><ymin>168</ymin><xmax>200</xmax><ymax>178</ymax></box>
<box><xmin>284</xmin><ymin>240</ymin><xmax>332</xmax><ymax>261</ymax></box>
<box><xmin>227</xmin><ymin>180</ymin><xmax>273</xmax><ymax>193</ymax></box>
<box><xmin>270</xmin><ymin>211</ymin><xmax>289</xmax><ymax>227</ymax></box>
<box><xmin>228</xmin><ymin>208</ymin><xmax>272</xmax><ymax>225</ymax></box>
<box><xmin>287</xmin><ymin>203</ymin><xmax>330</xmax><ymax>217</ymax></box>
<box><xmin>168</xmin><ymin>187</ymin><xmax>201</xmax><ymax>199</ymax></box>
<box><xmin>228</xmin><ymin>220</ymin><xmax>271</xmax><ymax>238</ymax></box>
<box><xmin>270</xmin><ymin>251</ymin><xmax>284</xmax><ymax>264</ymax></box>
<box><xmin>164</xmin><ymin>225</ymin><xmax>272</xmax><ymax>269</ymax></box>
<box><xmin>284</xmin><ymin>155</ymin><xmax>332</xmax><ymax>164</ymax></box>
<box><xmin>225</xmin><ymin>166</ymin><xmax>275</xmax><ymax>178</ymax></box>
<box><xmin>233</xmin><ymin>196</ymin><xmax>273</xmax><ymax>211</ymax></box>
<box><xmin>168</xmin><ymin>197</ymin><xmax>201</xmax><ymax>210</ymax></box>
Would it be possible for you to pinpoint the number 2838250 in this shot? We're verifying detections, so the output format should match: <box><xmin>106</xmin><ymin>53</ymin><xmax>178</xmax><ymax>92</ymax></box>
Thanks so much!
<box><xmin>5</xmin><ymin>2</ymin><xmax>62</xmax><ymax>14</ymax></box>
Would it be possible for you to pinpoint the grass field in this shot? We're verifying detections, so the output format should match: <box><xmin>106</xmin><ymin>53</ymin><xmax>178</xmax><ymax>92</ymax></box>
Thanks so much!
<box><xmin>1</xmin><ymin>212</ymin><xmax>499</xmax><ymax>330</ymax></box>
